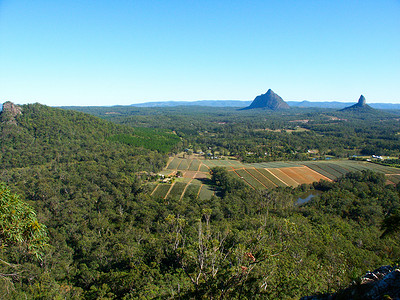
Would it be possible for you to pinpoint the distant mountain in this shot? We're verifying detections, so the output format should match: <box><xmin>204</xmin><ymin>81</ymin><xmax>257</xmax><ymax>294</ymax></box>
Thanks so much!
<box><xmin>241</xmin><ymin>89</ymin><xmax>290</xmax><ymax>110</ymax></box>
<box><xmin>131</xmin><ymin>100</ymin><xmax>251</xmax><ymax>107</ymax></box>
<box><xmin>341</xmin><ymin>95</ymin><xmax>374</xmax><ymax>112</ymax></box>
<box><xmin>129</xmin><ymin>99</ymin><xmax>400</xmax><ymax>110</ymax></box>
<box><xmin>288</xmin><ymin>100</ymin><xmax>400</xmax><ymax>110</ymax></box>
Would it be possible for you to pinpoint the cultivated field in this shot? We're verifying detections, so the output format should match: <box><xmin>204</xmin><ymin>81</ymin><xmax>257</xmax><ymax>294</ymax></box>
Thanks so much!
<box><xmin>148</xmin><ymin>157</ymin><xmax>400</xmax><ymax>200</ymax></box>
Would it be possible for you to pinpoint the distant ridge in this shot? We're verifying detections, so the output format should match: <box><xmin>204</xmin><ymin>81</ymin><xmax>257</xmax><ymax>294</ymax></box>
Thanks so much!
<box><xmin>341</xmin><ymin>95</ymin><xmax>374</xmax><ymax>112</ymax></box>
<box><xmin>131</xmin><ymin>100</ymin><xmax>251</xmax><ymax>107</ymax></box>
<box><xmin>128</xmin><ymin>100</ymin><xmax>400</xmax><ymax>110</ymax></box>
<box><xmin>241</xmin><ymin>89</ymin><xmax>290</xmax><ymax>110</ymax></box>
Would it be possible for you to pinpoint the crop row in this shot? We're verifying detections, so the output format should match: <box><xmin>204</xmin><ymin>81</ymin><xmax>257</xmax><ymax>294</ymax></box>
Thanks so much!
<box><xmin>165</xmin><ymin>158</ymin><xmax>400</xmax><ymax>193</ymax></box>
<box><xmin>303</xmin><ymin>160</ymin><xmax>400</xmax><ymax>181</ymax></box>
<box><xmin>246</xmin><ymin>169</ymin><xmax>276</xmax><ymax>188</ymax></box>
<box><xmin>387</xmin><ymin>175</ymin><xmax>400</xmax><ymax>185</ymax></box>
<box><xmin>150</xmin><ymin>182</ymin><xmax>214</xmax><ymax>200</ymax></box>
<box><xmin>234</xmin><ymin>169</ymin><xmax>266</xmax><ymax>189</ymax></box>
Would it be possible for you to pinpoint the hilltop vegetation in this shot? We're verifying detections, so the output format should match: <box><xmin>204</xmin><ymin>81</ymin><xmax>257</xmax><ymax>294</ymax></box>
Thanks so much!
<box><xmin>0</xmin><ymin>103</ymin><xmax>180</xmax><ymax>169</ymax></box>
<box><xmin>0</xmin><ymin>103</ymin><xmax>400</xmax><ymax>298</ymax></box>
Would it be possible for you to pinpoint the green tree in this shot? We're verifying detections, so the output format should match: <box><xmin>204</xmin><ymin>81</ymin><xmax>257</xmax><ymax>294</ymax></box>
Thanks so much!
<box><xmin>0</xmin><ymin>183</ymin><xmax>48</xmax><ymax>259</ymax></box>
<box><xmin>0</xmin><ymin>182</ymin><xmax>48</xmax><ymax>295</ymax></box>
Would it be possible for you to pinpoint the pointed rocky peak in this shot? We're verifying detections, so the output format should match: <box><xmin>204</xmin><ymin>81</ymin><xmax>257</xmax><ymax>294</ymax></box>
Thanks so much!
<box><xmin>358</xmin><ymin>95</ymin><xmax>366</xmax><ymax>106</ymax></box>
<box><xmin>341</xmin><ymin>95</ymin><xmax>373</xmax><ymax>112</ymax></box>
<box><xmin>241</xmin><ymin>89</ymin><xmax>290</xmax><ymax>110</ymax></box>
<box><xmin>0</xmin><ymin>101</ymin><xmax>23</xmax><ymax>124</ymax></box>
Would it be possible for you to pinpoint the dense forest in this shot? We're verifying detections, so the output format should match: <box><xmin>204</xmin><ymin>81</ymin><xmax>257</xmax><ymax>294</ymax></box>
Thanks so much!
<box><xmin>1</xmin><ymin>103</ymin><xmax>400</xmax><ymax>299</ymax></box>
<box><xmin>65</xmin><ymin>105</ymin><xmax>400</xmax><ymax>162</ymax></box>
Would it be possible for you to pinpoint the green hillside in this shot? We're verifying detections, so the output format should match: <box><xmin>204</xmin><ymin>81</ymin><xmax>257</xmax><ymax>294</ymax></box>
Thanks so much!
<box><xmin>1</xmin><ymin>103</ymin><xmax>400</xmax><ymax>299</ymax></box>
<box><xmin>0</xmin><ymin>103</ymin><xmax>180</xmax><ymax>169</ymax></box>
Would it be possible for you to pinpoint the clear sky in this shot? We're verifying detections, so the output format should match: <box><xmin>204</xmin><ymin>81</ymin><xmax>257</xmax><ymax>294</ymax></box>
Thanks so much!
<box><xmin>0</xmin><ymin>0</ymin><xmax>399</xmax><ymax>106</ymax></box>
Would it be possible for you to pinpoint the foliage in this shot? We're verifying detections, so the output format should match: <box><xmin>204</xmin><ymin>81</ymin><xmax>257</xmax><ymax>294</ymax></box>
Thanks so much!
<box><xmin>0</xmin><ymin>183</ymin><xmax>49</xmax><ymax>299</ymax></box>
<box><xmin>108</xmin><ymin>127</ymin><xmax>180</xmax><ymax>153</ymax></box>
<box><xmin>381</xmin><ymin>209</ymin><xmax>400</xmax><ymax>238</ymax></box>
<box><xmin>0</xmin><ymin>183</ymin><xmax>48</xmax><ymax>259</ymax></box>
<box><xmin>1</xmin><ymin>103</ymin><xmax>400</xmax><ymax>298</ymax></box>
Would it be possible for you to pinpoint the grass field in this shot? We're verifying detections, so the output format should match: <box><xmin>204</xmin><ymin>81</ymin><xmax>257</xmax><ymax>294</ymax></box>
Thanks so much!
<box><xmin>149</xmin><ymin>157</ymin><xmax>400</xmax><ymax>200</ymax></box>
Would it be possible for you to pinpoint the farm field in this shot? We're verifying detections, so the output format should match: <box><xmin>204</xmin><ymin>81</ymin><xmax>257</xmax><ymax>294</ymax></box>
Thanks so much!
<box><xmin>246</xmin><ymin>168</ymin><xmax>277</xmax><ymax>189</ymax></box>
<box><xmin>151</xmin><ymin>184</ymin><xmax>172</xmax><ymax>199</ymax></box>
<box><xmin>198</xmin><ymin>185</ymin><xmax>215</xmax><ymax>200</ymax></box>
<box><xmin>168</xmin><ymin>182</ymin><xmax>187</xmax><ymax>199</ymax></box>
<box><xmin>149</xmin><ymin>157</ymin><xmax>400</xmax><ymax>199</ymax></box>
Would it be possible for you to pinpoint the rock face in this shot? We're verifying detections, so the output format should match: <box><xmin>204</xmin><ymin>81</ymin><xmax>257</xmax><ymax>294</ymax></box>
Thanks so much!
<box><xmin>358</xmin><ymin>95</ymin><xmax>366</xmax><ymax>106</ymax></box>
<box><xmin>341</xmin><ymin>95</ymin><xmax>373</xmax><ymax>112</ymax></box>
<box><xmin>241</xmin><ymin>89</ymin><xmax>290</xmax><ymax>110</ymax></box>
<box><xmin>0</xmin><ymin>101</ymin><xmax>22</xmax><ymax>124</ymax></box>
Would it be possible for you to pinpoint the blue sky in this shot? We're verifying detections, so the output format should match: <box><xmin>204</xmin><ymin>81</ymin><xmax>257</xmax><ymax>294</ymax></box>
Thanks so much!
<box><xmin>0</xmin><ymin>0</ymin><xmax>399</xmax><ymax>106</ymax></box>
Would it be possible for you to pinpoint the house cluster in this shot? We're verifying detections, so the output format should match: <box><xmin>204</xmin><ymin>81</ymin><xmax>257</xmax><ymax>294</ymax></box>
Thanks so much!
<box><xmin>372</xmin><ymin>155</ymin><xmax>383</xmax><ymax>160</ymax></box>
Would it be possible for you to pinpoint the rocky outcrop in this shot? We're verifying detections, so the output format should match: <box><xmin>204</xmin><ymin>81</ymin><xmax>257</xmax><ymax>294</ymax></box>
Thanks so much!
<box><xmin>0</xmin><ymin>101</ymin><xmax>22</xmax><ymax>125</ymax></box>
<box><xmin>241</xmin><ymin>89</ymin><xmax>290</xmax><ymax>110</ymax></box>
<box><xmin>301</xmin><ymin>265</ymin><xmax>400</xmax><ymax>300</ymax></box>
<box><xmin>357</xmin><ymin>95</ymin><xmax>367</xmax><ymax>106</ymax></box>
<box><xmin>341</xmin><ymin>95</ymin><xmax>373</xmax><ymax>112</ymax></box>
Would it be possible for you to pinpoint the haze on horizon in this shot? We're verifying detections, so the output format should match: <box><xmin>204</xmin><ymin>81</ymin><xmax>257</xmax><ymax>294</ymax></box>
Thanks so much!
<box><xmin>0</xmin><ymin>0</ymin><xmax>399</xmax><ymax>106</ymax></box>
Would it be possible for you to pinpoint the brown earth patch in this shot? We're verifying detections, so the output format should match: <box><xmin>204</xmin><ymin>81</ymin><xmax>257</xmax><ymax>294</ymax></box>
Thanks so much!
<box><xmin>279</xmin><ymin>167</ymin><xmax>329</xmax><ymax>184</ymax></box>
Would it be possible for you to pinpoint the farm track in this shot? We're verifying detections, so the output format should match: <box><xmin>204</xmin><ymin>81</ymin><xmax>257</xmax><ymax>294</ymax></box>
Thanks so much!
<box><xmin>150</xmin><ymin>156</ymin><xmax>400</xmax><ymax>200</ymax></box>
<box><xmin>242</xmin><ymin>168</ymin><xmax>268</xmax><ymax>189</ymax></box>
<box><xmin>247</xmin><ymin>168</ymin><xmax>276</xmax><ymax>188</ymax></box>
<box><xmin>232</xmin><ymin>169</ymin><xmax>255</xmax><ymax>189</ymax></box>
<box><xmin>260</xmin><ymin>168</ymin><xmax>288</xmax><ymax>187</ymax></box>
<box><xmin>304</xmin><ymin>166</ymin><xmax>332</xmax><ymax>181</ymax></box>
<box><xmin>164</xmin><ymin>183</ymin><xmax>175</xmax><ymax>199</ymax></box>
<box><xmin>180</xmin><ymin>179</ymin><xmax>192</xmax><ymax>200</ymax></box>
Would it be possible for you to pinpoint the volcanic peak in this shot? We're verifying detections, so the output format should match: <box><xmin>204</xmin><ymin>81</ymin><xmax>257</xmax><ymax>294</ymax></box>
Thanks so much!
<box><xmin>242</xmin><ymin>89</ymin><xmax>290</xmax><ymax>110</ymax></box>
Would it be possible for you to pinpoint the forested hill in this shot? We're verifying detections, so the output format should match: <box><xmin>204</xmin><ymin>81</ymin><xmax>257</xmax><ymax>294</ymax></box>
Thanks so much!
<box><xmin>0</xmin><ymin>102</ymin><xmax>173</xmax><ymax>298</ymax></box>
<box><xmin>0</xmin><ymin>102</ymin><xmax>179</xmax><ymax>169</ymax></box>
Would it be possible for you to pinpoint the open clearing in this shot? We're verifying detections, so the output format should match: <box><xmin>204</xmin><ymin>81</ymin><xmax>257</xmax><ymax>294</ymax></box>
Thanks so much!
<box><xmin>149</xmin><ymin>157</ymin><xmax>400</xmax><ymax>199</ymax></box>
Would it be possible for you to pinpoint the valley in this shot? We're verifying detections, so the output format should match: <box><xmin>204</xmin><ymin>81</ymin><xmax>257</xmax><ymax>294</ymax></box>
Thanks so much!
<box><xmin>149</xmin><ymin>154</ymin><xmax>400</xmax><ymax>200</ymax></box>
<box><xmin>1</xmin><ymin>100</ymin><xmax>400</xmax><ymax>299</ymax></box>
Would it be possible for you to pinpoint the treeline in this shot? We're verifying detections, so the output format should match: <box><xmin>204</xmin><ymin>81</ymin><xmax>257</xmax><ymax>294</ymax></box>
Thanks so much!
<box><xmin>1</xmin><ymin>166</ymin><xmax>400</xmax><ymax>298</ymax></box>
<box><xmin>67</xmin><ymin>105</ymin><xmax>400</xmax><ymax>161</ymax></box>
